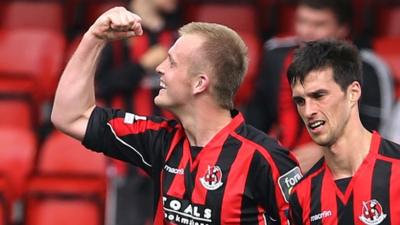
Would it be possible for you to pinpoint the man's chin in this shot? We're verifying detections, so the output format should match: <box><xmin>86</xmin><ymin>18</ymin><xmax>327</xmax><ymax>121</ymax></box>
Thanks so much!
<box><xmin>154</xmin><ymin>98</ymin><xmax>169</xmax><ymax>109</ymax></box>
<box><xmin>311</xmin><ymin>137</ymin><xmax>334</xmax><ymax>148</ymax></box>
<box><xmin>154</xmin><ymin>101</ymin><xmax>163</xmax><ymax>108</ymax></box>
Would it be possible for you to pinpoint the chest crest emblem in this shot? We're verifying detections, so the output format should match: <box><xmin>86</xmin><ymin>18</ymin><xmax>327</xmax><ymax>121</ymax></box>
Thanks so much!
<box><xmin>200</xmin><ymin>165</ymin><xmax>223</xmax><ymax>190</ymax></box>
<box><xmin>359</xmin><ymin>199</ymin><xmax>387</xmax><ymax>225</ymax></box>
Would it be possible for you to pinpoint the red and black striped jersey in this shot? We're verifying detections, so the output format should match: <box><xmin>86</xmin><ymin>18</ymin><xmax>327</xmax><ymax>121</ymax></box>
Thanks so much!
<box><xmin>289</xmin><ymin>131</ymin><xmax>400</xmax><ymax>225</ymax></box>
<box><xmin>83</xmin><ymin>107</ymin><xmax>301</xmax><ymax>225</ymax></box>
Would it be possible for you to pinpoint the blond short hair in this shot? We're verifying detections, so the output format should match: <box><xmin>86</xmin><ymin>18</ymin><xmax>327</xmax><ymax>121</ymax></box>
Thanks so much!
<box><xmin>179</xmin><ymin>22</ymin><xmax>248</xmax><ymax>110</ymax></box>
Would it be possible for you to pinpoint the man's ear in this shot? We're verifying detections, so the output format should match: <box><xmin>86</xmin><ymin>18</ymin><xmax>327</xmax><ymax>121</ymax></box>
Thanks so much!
<box><xmin>193</xmin><ymin>74</ymin><xmax>210</xmax><ymax>94</ymax></box>
<box><xmin>348</xmin><ymin>81</ymin><xmax>362</xmax><ymax>103</ymax></box>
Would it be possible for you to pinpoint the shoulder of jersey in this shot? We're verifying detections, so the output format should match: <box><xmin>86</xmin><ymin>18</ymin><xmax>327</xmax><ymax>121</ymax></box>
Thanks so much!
<box><xmin>299</xmin><ymin>158</ymin><xmax>325</xmax><ymax>182</ymax></box>
<box><xmin>264</xmin><ymin>35</ymin><xmax>299</xmax><ymax>51</ymax></box>
<box><xmin>236</xmin><ymin>124</ymin><xmax>285</xmax><ymax>153</ymax></box>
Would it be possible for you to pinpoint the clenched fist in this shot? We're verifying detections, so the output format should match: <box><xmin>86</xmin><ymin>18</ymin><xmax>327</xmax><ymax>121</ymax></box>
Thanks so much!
<box><xmin>89</xmin><ymin>7</ymin><xmax>143</xmax><ymax>41</ymax></box>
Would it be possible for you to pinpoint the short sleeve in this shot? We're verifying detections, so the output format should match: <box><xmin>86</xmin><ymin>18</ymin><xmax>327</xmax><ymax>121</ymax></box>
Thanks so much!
<box><xmin>82</xmin><ymin>106</ymin><xmax>177</xmax><ymax>175</ymax></box>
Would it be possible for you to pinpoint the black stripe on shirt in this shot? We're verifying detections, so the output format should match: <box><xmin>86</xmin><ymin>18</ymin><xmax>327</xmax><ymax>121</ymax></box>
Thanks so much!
<box><xmin>289</xmin><ymin>192</ymin><xmax>303</xmax><ymax>225</ymax></box>
<box><xmin>338</xmin><ymin>193</ymin><xmax>354</xmax><ymax>224</ymax></box>
<box><xmin>371</xmin><ymin>159</ymin><xmax>392</xmax><ymax>225</ymax></box>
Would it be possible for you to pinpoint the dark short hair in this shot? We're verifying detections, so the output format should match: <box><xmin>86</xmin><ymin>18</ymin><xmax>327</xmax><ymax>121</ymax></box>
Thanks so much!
<box><xmin>287</xmin><ymin>39</ymin><xmax>363</xmax><ymax>92</ymax></box>
<box><xmin>298</xmin><ymin>0</ymin><xmax>353</xmax><ymax>26</ymax></box>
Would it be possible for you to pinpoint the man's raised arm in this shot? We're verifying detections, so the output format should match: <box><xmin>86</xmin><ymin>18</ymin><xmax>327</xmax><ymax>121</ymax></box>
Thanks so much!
<box><xmin>51</xmin><ymin>7</ymin><xmax>143</xmax><ymax>140</ymax></box>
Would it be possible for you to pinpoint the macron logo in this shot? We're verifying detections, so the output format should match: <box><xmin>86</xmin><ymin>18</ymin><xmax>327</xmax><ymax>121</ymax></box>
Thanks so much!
<box><xmin>164</xmin><ymin>165</ymin><xmax>184</xmax><ymax>175</ymax></box>
<box><xmin>310</xmin><ymin>210</ymin><xmax>332</xmax><ymax>222</ymax></box>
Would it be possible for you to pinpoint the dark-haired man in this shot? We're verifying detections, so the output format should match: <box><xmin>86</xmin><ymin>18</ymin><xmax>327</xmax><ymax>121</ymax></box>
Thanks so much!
<box><xmin>288</xmin><ymin>39</ymin><xmax>400</xmax><ymax>225</ymax></box>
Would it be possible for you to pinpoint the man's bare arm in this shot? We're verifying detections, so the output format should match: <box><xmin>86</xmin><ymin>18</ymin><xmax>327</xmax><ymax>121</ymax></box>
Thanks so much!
<box><xmin>51</xmin><ymin>7</ymin><xmax>143</xmax><ymax>140</ymax></box>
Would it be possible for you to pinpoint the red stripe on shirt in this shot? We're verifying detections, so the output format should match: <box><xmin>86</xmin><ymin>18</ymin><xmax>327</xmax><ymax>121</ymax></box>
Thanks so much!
<box><xmin>370</xmin><ymin>131</ymin><xmax>382</xmax><ymax>155</ymax></box>
<box><xmin>166</xmin><ymin>139</ymin><xmax>190</xmax><ymax>198</ymax></box>
<box><xmin>220</xmin><ymin>143</ymin><xmax>254</xmax><ymax>223</ymax></box>
<box><xmin>390</xmin><ymin>161</ymin><xmax>400</xmax><ymax>225</ymax></box>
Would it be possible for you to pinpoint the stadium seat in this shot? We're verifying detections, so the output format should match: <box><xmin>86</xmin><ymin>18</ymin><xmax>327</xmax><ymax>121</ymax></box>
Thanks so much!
<box><xmin>0</xmin><ymin>29</ymin><xmax>66</xmax><ymax>103</ymax></box>
<box><xmin>376</xmin><ymin>6</ymin><xmax>400</xmax><ymax>37</ymax></box>
<box><xmin>0</xmin><ymin>99</ymin><xmax>33</xmax><ymax>129</ymax></box>
<box><xmin>0</xmin><ymin>127</ymin><xmax>37</xmax><ymax>201</ymax></box>
<box><xmin>373</xmin><ymin>37</ymin><xmax>400</xmax><ymax>97</ymax></box>
<box><xmin>25</xmin><ymin>131</ymin><xmax>107</xmax><ymax>225</ymax></box>
<box><xmin>30</xmin><ymin>130</ymin><xmax>108</xmax><ymax>195</ymax></box>
<box><xmin>184</xmin><ymin>3</ymin><xmax>259</xmax><ymax>33</ymax></box>
<box><xmin>235</xmin><ymin>32</ymin><xmax>262</xmax><ymax>106</ymax></box>
<box><xmin>25</xmin><ymin>197</ymin><xmax>103</xmax><ymax>225</ymax></box>
<box><xmin>1</xmin><ymin>1</ymin><xmax>64</xmax><ymax>32</ymax></box>
<box><xmin>36</xmin><ymin>131</ymin><xmax>107</xmax><ymax>176</ymax></box>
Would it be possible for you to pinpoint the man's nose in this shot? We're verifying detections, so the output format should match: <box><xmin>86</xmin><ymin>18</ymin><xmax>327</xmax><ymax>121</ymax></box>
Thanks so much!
<box><xmin>304</xmin><ymin>100</ymin><xmax>317</xmax><ymax>118</ymax></box>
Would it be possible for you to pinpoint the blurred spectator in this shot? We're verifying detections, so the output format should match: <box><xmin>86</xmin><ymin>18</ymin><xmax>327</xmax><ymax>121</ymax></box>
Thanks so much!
<box><xmin>244</xmin><ymin>0</ymin><xmax>394</xmax><ymax>172</ymax></box>
<box><xmin>94</xmin><ymin>1</ymin><xmax>182</xmax><ymax>225</ymax></box>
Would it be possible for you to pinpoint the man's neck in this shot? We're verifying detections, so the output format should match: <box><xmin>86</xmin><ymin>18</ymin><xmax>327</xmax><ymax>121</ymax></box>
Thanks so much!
<box><xmin>177</xmin><ymin>105</ymin><xmax>233</xmax><ymax>147</ymax></box>
<box><xmin>324</xmin><ymin>125</ymin><xmax>372</xmax><ymax>180</ymax></box>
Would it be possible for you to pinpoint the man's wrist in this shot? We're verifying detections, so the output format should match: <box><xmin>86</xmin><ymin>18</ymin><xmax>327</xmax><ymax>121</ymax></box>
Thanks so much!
<box><xmin>82</xmin><ymin>30</ymin><xmax>107</xmax><ymax>48</ymax></box>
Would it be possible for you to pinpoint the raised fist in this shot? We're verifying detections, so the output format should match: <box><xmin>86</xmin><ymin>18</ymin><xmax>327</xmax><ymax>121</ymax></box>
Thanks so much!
<box><xmin>89</xmin><ymin>7</ymin><xmax>143</xmax><ymax>41</ymax></box>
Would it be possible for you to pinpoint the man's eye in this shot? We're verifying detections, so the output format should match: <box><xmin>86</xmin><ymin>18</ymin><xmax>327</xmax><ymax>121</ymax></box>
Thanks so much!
<box><xmin>294</xmin><ymin>98</ymin><xmax>305</xmax><ymax>106</ymax></box>
<box><xmin>313</xmin><ymin>93</ymin><xmax>324</xmax><ymax>99</ymax></box>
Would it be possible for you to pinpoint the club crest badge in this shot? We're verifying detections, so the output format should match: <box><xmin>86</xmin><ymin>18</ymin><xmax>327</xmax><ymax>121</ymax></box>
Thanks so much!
<box><xmin>200</xmin><ymin>165</ymin><xmax>223</xmax><ymax>190</ymax></box>
<box><xmin>359</xmin><ymin>199</ymin><xmax>387</xmax><ymax>225</ymax></box>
